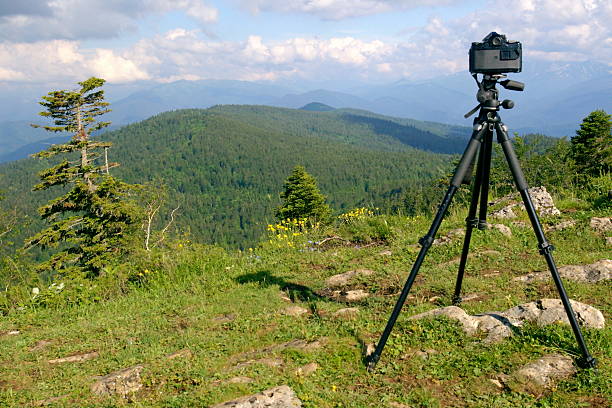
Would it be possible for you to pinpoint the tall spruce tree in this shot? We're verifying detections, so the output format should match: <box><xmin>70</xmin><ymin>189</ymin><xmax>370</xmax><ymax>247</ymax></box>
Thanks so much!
<box><xmin>276</xmin><ymin>165</ymin><xmax>332</xmax><ymax>223</ymax></box>
<box><xmin>25</xmin><ymin>77</ymin><xmax>138</xmax><ymax>278</ymax></box>
<box><xmin>570</xmin><ymin>109</ymin><xmax>611</xmax><ymax>177</ymax></box>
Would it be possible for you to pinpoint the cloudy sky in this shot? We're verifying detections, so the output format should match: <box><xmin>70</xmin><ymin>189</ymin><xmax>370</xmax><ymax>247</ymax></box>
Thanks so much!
<box><xmin>0</xmin><ymin>0</ymin><xmax>610</xmax><ymax>86</ymax></box>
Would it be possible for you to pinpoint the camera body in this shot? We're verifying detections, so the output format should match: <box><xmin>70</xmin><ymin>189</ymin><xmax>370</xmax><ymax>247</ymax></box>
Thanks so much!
<box><xmin>469</xmin><ymin>32</ymin><xmax>522</xmax><ymax>74</ymax></box>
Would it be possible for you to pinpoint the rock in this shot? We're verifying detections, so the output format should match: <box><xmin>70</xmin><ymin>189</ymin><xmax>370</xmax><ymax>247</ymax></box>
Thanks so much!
<box><xmin>514</xmin><ymin>259</ymin><xmax>612</xmax><ymax>283</ymax></box>
<box><xmin>490</xmin><ymin>186</ymin><xmax>560</xmax><ymax>218</ymax></box>
<box><xmin>48</xmin><ymin>351</ymin><xmax>99</xmax><ymax>364</ymax></box>
<box><xmin>228</xmin><ymin>377</ymin><xmax>255</xmax><ymax>384</ymax></box>
<box><xmin>433</xmin><ymin>228</ymin><xmax>465</xmax><ymax>245</ymax></box>
<box><xmin>364</xmin><ymin>343</ymin><xmax>375</xmax><ymax>358</ymax></box>
<box><xmin>409</xmin><ymin>299</ymin><xmax>605</xmax><ymax>343</ymax></box>
<box><xmin>513</xmin><ymin>354</ymin><xmax>575</xmax><ymax>387</ymax></box>
<box><xmin>235</xmin><ymin>358</ymin><xmax>284</xmax><ymax>369</ymax></box>
<box><xmin>501</xmin><ymin>299</ymin><xmax>605</xmax><ymax>329</ymax></box>
<box><xmin>165</xmin><ymin>349</ymin><xmax>193</xmax><ymax>360</ymax></box>
<box><xmin>210</xmin><ymin>385</ymin><xmax>302</xmax><ymax>408</ymax></box>
<box><xmin>488</xmin><ymin>378</ymin><xmax>504</xmax><ymax>389</ymax></box>
<box><xmin>590</xmin><ymin>217</ymin><xmax>612</xmax><ymax>233</ymax></box>
<box><xmin>413</xmin><ymin>349</ymin><xmax>437</xmax><ymax>360</ymax></box>
<box><xmin>491</xmin><ymin>205</ymin><xmax>517</xmax><ymax>219</ymax></box>
<box><xmin>335</xmin><ymin>289</ymin><xmax>369</xmax><ymax>303</ymax></box>
<box><xmin>213</xmin><ymin>314</ymin><xmax>236</xmax><ymax>323</ymax></box>
<box><xmin>325</xmin><ymin>269</ymin><xmax>375</xmax><ymax>287</ymax></box>
<box><xmin>526</xmin><ymin>186</ymin><xmax>561</xmax><ymax>216</ymax></box>
<box><xmin>91</xmin><ymin>364</ymin><xmax>144</xmax><ymax>398</ymax></box>
<box><xmin>487</xmin><ymin>223</ymin><xmax>512</xmax><ymax>237</ymax></box>
<box><xmin>295</xmin><ymin>362</ymin><xmax>319</xmax><ymax>376</ymax></box>
<box><xmin>379</xmin><ymin>250</ymin><xmax>393</xmax><ymax>256</ymax></box>
<box><xmin>545</xmin><ymin>220</ymin><xmax>576</xmax><ymax>232</ymax></box>
<box><xmin>29</xmin><ymin>339</ymin><xmax>53</xmax><ymax>352</ymax></box>
<box><xmin>389</xmin><ymin>403</ymin><xmax>411</xmax><ymax>408</ymax></box>
<box><xmin>282</xmin><ymin>306</ymin><xmax>309</xmax><ymax>317</ymax></box>
<box><xmin>279</xmin><ymin>291</ymin><xmax>292</xmax><ymax>302</ymax></box>
<box><xmin>331</xmin><ymin>307</ymin><xmax>359</xmax><ymax>318</ymax></box>
<box><xmin>607</xmin><ymin>237</ymin><xmax>612</xmax><ymax>246</ymax></box>
<box><xmin>0</xmin><ymin>330</ymin><xmax>20</xmax><ymax>337</ymax></box>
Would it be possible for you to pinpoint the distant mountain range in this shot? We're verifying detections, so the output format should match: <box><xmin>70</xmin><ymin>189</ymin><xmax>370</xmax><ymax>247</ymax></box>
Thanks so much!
<box><xmin>0</xmin><ymin>60</ymin><xmax>609</xmax><ymax>162</ymax></box>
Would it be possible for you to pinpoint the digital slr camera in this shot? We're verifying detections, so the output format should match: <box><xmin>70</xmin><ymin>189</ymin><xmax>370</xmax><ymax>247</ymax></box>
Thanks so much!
<box><xmin>469</xmin><ymin>32</ymin><xmax>522</xmax><ymax>74</ymax></box>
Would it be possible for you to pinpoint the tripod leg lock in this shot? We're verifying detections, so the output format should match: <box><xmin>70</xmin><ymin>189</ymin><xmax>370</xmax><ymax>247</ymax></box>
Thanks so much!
<box><xmin>419</xmin><ymin>235</ymin><xmax>434</xmax><ymax>248</ymax></box>
<box><xmin>466</xmin><ymin>218</ymin><xmax>479</xmax><ymax>229</ymax></box>
<box><xmin>538</xmin><ymin>241</ymin><xmax>555</xmax><ymax>255</ymax></box>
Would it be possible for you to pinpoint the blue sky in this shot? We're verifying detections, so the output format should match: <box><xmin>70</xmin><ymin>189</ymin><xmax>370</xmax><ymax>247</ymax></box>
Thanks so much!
<box><xmin>0</xmin><ymin>0</ymin><xmax>609</xmax><ymax>86</ymax></box>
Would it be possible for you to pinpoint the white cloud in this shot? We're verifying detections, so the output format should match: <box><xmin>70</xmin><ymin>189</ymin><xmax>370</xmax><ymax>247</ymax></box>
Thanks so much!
<box><xmin>0</xmin><ymin>0</ymin><xmax>609</xmax><ymax>85</ymax></box>
<box><xmin>0</xmin><ymin>40</ymin><xmax>149</xmax><ymax>83</ymax></box>
<box><xmin>0</xmin><ymin>0</ymin><xmax>219</xmax><ymax>41</ymax></box>
<box><xmin>239</xmin><ymin>0</ymin><xmax>458</xmax><ymax>19</ymax></box>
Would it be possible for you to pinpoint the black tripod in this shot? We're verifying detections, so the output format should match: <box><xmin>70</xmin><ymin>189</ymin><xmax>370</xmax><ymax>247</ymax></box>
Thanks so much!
<box><xmin>367</xmin><ymin>74</ymin><xmax>597</xmax><ymax>370</ymax></box>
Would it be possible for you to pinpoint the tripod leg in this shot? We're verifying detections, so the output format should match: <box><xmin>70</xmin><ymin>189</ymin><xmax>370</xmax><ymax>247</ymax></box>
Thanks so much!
<box><xmin>477</xmin><ymin>134</ymin><xmax>493</xmax><ymax>228</ymax></box>
<box><xmin>367</xmin><ymin>124</ymin><xmax>487</xmax><ymax>371</ymax></box>
<box><xmin>495</xmin><ymin>122</ymin><xmax>597</xmax><ymax>369</ymax></box>
<box><xmin>452</xmin><ymin>132</ymin><xmax>490</xmax><ymax>304</ymax></box>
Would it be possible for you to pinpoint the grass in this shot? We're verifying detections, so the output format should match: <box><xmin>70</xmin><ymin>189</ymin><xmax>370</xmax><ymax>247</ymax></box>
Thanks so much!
<box><xmin>0</xmin><ymin>204</ymin><xmax>610</xmax><ymax>407</ymax></box>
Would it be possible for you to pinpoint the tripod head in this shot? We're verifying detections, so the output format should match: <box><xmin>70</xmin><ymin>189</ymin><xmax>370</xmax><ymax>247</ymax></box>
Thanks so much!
<box><xmin>464</xmin><ymin>73</ymin><xmax>525</xmax><ymax>119</ymax></box>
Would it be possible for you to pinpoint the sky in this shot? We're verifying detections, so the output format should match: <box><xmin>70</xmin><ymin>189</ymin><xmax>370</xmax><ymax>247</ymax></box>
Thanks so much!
<box><xmin>0</xmin><ymin>0</ymin><xmax>610</xmax><ymax>87</ymax></box>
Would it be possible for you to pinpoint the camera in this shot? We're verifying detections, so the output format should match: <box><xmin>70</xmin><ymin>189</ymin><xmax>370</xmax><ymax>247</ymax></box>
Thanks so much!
<box><xmin>469</xmin><ymin>32</ymin><xmax>522</xmax><ymax>74</ymax></box>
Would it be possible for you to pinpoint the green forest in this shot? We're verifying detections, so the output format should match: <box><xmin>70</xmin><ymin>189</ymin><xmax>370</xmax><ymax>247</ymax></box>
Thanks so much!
<box><xmin>0</xmin><ymin>105</ymin><xmax>469</xmax><ymax>249</ymax></box>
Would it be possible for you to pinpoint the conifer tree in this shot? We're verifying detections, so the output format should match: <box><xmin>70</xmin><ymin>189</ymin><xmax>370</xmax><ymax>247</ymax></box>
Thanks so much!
<box><xmin>24</xmin><ymin>77</ymin><xmax>138</xmax><ymax>278</ymax></box>
<box><xmin>570</xmin><ymin>109</ymin><xmax>611</xmax><ymax>176</ymax></box>
<box><xmin>275</xmin><ymin>165</ymin><xmax>332</xmax><ymax>222</ymax></box>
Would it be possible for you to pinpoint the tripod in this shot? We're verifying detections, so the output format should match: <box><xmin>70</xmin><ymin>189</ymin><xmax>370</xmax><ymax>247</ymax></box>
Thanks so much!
<box><xmin>367</xmin><ymin>74</ymin><xmax>597</xmax><ymax>370</ymax></box>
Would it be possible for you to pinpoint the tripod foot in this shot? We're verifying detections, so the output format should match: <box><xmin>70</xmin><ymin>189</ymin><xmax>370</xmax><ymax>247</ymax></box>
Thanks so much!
<box><xmin>452</xmin><ymin>295</ymin><xmax>462</xmax><ymax>305</ymax></box>
<box><xmin>366</xmin><ymin>354</ymin><xmax>380</xmax><ymax>372</ymax></box>
<box><xmin>577</xmin><ymin>355</ymin><xmax>597</xmax><ymax>369</ymax></box>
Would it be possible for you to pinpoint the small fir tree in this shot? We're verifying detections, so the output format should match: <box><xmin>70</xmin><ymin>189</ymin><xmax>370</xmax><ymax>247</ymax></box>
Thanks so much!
<box><xmin>275</xmin><ymin>165</ymin><xmax>332</xmax><ymax>223</ymax></box>
<box><xmin>570</xmin><ymin>109</ymin><xmax>611</xmax><ymax>177</ymax></box>
<box><xmin>24</xmin><ymin>77</ymin><xmax>138</xmax><ymax>278</ymax></box>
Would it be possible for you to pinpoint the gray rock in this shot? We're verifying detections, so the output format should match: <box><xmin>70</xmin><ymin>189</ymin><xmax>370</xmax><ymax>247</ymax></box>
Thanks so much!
<box><xmin>48</xmin><ymin>351</ymin><xmax>99</xmax><ymax>364</ymax></box>
<box><xmin>590</xmin><ymin>217</ymin><xmax>612</xmax><ymax>233</ymax></box>
<box><xmin>165</xmin><ymin>349</ymin><xmax>193</xmax><ymax>360</ymax></box>
<box><xmin>545</xmin><ymin>220</ymin><xmax>576</xmax><ymax>232</ymax></box>
<box><xmin>379</xmin><ymin>250</ymin><xmax>393</xmax><ymax>256</ymax></box>
<box><xmin>514</xmin><ymin>259</ymin><xmax>611</xmax><ymax>283</ymax></box>
<box><xmin>282</xmin><ymin>306</ymin><xmax>309</xmax><ymax>317</ymax></box>
<box><xmin>525</xmin><ymin>186</ymin><xmax>560</xmax><ymax>216</ymax></box>
<box><xmin>295</xmin><ymin>362</ymin><xmax>319</xmax><ymax>376</ymax></box>
<box><xmin>91</xmin><ymin>365</ymin><xmax>144</xmax><ymax>398</ymax></box>
<box><xmin>491</xmin><ymin>205</ymin><xmax>517</xmax><ymax>219</ymax></box>
<box><xmin>235</xmin><ymin>358</ymin><xmax>284</xmax><ymax>369</ymax></box>
<box><xmin>513</xmin><ymin>354</ymin><xmax>575</xmax><ymax>387</ymax></box>
<box><xmin>490</xmin><ymin>186</ymin><xmax>560</xmax><ymax>218</ymax></box>
<box><xmin>331</xmin><ymin>307</ymin><xmax>359</xmax><ymax>318</ymax></box>
<box><xmin>210</xmin><ymin>385</ymin><xmax>302</xmax><ymax>408</ymax></box>
<box><xmin>325</xmin><ymin>269</ymin><xmax>375</xmax><ymax>287</ymax></box>
<box><xmin>433</xmin><ymin>228</ymin><xmax>465</xmax><ymax>245</ymax></box>
<box><xmin>409</xmin><ymin>299</ymin><xmax>605</xmax><ymax>343</ymax></box>
<box><xmin>334</xmin><ymin>289</ymin><xmax>370</xmax><ymax>303</ymax></box>
<box><xmin>486</xmin><ymin>223</ymin><xmax>512</xmax><ymax>237</ymax></box>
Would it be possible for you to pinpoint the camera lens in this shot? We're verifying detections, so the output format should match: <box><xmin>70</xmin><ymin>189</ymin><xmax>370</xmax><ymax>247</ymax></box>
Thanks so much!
<box><xmin>492</xmin><ymin>36</ymin><xmax>502</xmax><ymax>46</ymax></box>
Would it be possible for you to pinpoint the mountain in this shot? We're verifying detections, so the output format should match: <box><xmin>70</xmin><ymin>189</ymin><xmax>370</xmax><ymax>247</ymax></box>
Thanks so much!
<box><xmin>299</xmin><ymin>102</ymin><xmax>336</xmax><ymax>111</ymax></box>
<box><xmin>1</xmin><ymin>60</ymin><xmax>608</xmax><ymax>161</ymax></box>
<box><xmin>0</xmin><ymin>105</ymin><xmax>468</xmax><ymax>248</ymax></box>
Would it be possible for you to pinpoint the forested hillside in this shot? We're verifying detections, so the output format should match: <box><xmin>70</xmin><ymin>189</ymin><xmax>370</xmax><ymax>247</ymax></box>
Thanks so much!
<box><xmin>0</xmin><ymin>105</ymin><xmax>465</xmax><ymax>248</ymax></box>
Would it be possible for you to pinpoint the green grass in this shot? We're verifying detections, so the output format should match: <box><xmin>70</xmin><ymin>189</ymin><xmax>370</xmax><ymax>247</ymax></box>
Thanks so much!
<box><xmin>0</xmin><ymin>205</ymin><xmax>610</xmax><ymax>407</ymax></box>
